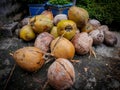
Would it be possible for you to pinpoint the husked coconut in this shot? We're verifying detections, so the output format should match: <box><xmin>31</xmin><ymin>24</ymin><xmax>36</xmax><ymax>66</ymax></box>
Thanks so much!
<box><xmin>34</xmin><ymin>32</ymin><xmax>54</xmax><ymax>53</ymax></box>
<box><xmin>53</xmin><ymin>14</ymin><xmax>68</xmax><ymax>25</ymax></box>
<box><xmin>88</xmin><ymin>19</ymin><xmax>101</xmax><ymax>30</ymax></box>
<box><xmin>98</xmin><ymin>25</ymin><xmax>109</xmax><ymax>33</ymax></box>
<box><xmin>104</xmin><ymin>31</ymin><xmax>117</xmax><ymax>46</ymax></box>
<box><xmin>47</xmin><ymin>58</ymin><xmax>75</xmax><ymax>90</ymax></box>
<box><xmin>89</xmin><ymin>29</ymin><xmax>104</xmax><ymax>45</ymax></box>
<box><xmin>71</xmin><ymin>32</ymin><xmax>93</xmax><ymax>55</ymax></box>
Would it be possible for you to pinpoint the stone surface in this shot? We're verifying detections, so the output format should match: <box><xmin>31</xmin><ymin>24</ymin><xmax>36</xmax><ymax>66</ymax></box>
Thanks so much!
<box><xmin>0</xmin><ymin>22</ymin><xmax>18</xmax><ymax>37</ymax></box>
<box><xmin>19</xmin><ymin>17</ymin><xmax>30</xmax><ymax>28</ymax></box>
<box><xmin>95</xmin><ymin>44</ymin><xmax>119</xmax><ymax>58</ymax></box>
<box><xmin>0</xmin><ymin>29</ymin><xmax>120</xmax><ymax>90</ymax></box>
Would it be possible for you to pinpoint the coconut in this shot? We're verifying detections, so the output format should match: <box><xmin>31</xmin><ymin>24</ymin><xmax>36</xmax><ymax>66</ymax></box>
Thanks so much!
<box><xmin>71</xmin><ymin>32</ymin><xmax>93</xmax><ymax>55</ymax></box>
<box><xmin>30</xmin><ymin>15</ymin><xmax>53</xmax><ymax>33</ymax></box>
<box><xmin>19</xmin><ymin>25</ymin><xmax>35</xmax><ymax>41</ymax></box>
<box><xmin>89</xmin><ymin>29</ymin><xmax>104</xmax><ymax>45</ymax></box>
<box><xmin>50</xmin><ymin>37</ymin><xmax>75</xmax><ymax>59</ymax></box>
<box><xmin>98</xmin><ymin>25</ymin><xmax>109</xmax><ymax>33</ymax></box>
<box><xmin>41</xmin><ymin>10</ymin><xmax>54</xmax><ymax>20</ymax></box>
<box><xmin>68</xmin><ymin>6</ymin><xmax>89</xmax><ymax>29</ymax></box>
<box><xmin>88</xmin><ymin>19</ymin><xmax>101</xmax><ymax>30</ymax></box>
<box><xmin>81</xmin><ymin>23</ymin><xmax>94</xmax><ymax>33</ymax></box>
<box><xmin>104</xmin><ymin>31</ymin><xmax>117</xmax><ymax>46</ymax></box>
<box><xmin>34</xmin><ymin>32</ymin><xmax>54</xmax><ymax>53</ymax></box>
<box><xmin>53</xmin><ymin>14</ymin><xmax>68</xmax><ymax>25</ymax></box>
<box><xmin>47</xmin><ymin>58</ymin><xmax>75</xmax><ymax>90</ymax></box>
<box><xmin>13</xmin><ymin>47</ymin><xmax>45</xmax><ymax>72</ymax></box>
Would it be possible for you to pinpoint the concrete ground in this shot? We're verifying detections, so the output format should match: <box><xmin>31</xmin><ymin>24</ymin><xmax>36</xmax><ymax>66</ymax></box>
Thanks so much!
<box><xmin>0</xmin><ymin>21</ymin><xmax>120</xmax><ymax>90</ymax></box>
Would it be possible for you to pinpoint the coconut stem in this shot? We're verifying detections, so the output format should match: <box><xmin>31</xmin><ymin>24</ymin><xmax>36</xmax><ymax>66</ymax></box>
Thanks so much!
<box><xmin>89</xmin><ymin>47</ymin><xmax>97</xmax><ymax>58</ymax></box>
<box><xmin>44</xmin><ymin>31</ymin><xmax>67</xmax><ymax>65</ymax></box>
<box><xmin>43</xmin><ymin>53</ymin><xmax>55</xmax><ymax>64</ymax></box>
<box><xmin>51</xmin><ymin>31</ymin><xmax>66</xmax><ymax>53</ymax></box>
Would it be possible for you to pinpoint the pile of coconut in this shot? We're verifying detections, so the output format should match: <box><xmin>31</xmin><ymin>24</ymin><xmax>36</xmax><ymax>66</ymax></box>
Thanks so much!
<box><xmin>13</xmin><ymin>6</ymin><xmax>117</xmax><ymax>90</ymax></box>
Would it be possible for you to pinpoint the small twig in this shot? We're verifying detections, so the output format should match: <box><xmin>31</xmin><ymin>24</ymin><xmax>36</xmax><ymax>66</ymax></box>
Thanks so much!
<box><xmin>70</xmin><ymin>60</ymin><xmax>80</xmax><ymax>63</ymax></box>
<box><xmin>42</xmin><ymin>80</ymin><xmax>49</xmax><ymax>90</ymax></box>
<box><xmin>44</xmin><ymin>59</ymin><xmax>54</xmax><ymax>64</ymax></box>
<box><xmin>9</xmin><ymin>53</ymin><xmax>13</xmax><ymax>56</ymax></box>
<box><xmin>4</xmin><ymin>63</ymin><xmax>16</xmax><ymax>90</ymax></box>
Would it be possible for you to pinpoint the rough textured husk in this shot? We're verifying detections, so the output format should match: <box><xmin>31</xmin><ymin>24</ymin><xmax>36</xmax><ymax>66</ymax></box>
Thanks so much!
<box><xmin>53</xmin><ymin>14</ymin><xmax>68</xmax><ymax>25</ymax></box>
<box><xmin>13</xmin><ymin>47</ymin><xmax>45</xmax><ymax>72</ymax></box>
<box><xmin>104</xmin><ymin>31</ymin><xmax>117</xmax><ymax>46</ymax></box>
<box><xmin>68</xmin><ymin>6</ymin><xmax>89</xmax><ymax>29</ymax></box>
<box><xmin>88</xmin><ymin>19</ymin><xmax>101</xmax><ymax>30</ymax></box>
<box><xmin>89</xmin><ymin>29</ymin><xmax>104</xmax><ymax>45</ymax></box>
<box><xmin>34</xmin><ymin>32</ymin><xmax>54</xmax><ymax>53</ymax></box>
<box><xmin>71</xmin><ymin>32</ymin><xmax>93</xmax><ymax>55</ymax></box>
<box><xmin>47</xmin><ymin>58</ymin><xmax>75</xmax><ymax>90</ymax></box>
<box><xmin>98</xmin><ymin>25</ymin><xmax>109</xmax><ymax>32</ymax></box>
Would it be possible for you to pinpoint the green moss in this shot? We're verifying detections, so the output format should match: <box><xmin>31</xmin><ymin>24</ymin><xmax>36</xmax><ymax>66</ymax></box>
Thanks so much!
<box><xmin>48</xmin><ymin>0</ymin><xmax>71</xmax><ymax>5</ymax></box>
<box><xmin>76</xmin><ymin>0</ymin><xmax>120</xmax><ymax>24</ymax></box>
<box><xmin>22</xmin><ymin>0</ymin><xmax>45</xmax><ymax>4</ymax></box>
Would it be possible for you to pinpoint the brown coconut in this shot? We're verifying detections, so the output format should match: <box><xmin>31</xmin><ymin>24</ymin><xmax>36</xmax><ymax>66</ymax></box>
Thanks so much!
<box><xmin>13</xmin><ymin>47</ymin><xmax>45</xmax><ymax>72</ymax></box>
<box><xmin>47</xmin><ymin>58</ymin><xmax>75</xmax><ymax>90</ymax></box>
<box><xmin>89</xmin><ymin>29</ymin><xmax>104</xmax><ymax>45</ymax></box>
<box><xmin>71</xmin><ymin>32</ymin><xmax>93</xmax><ymax>55</ymax></box>
<box><xmin>34</xmin><ymin>32</ymin><xmax>54</xmax><ymax>53</ymax></box>
<box><xmin>68</xmin><ymin>6</ymin><xmax>89</xmax><ymax>29</ymax></box>
<box><xmin>104</xmin><ymin>31</ymin><xmax>117</xmax><ymax>46</ymax></box>
<box><xmin>98</xmin><ymin>25</ymin><xmax>109</xmax><ymax>33</ymax></box>
<box><xmin>88</xmin><ymin>19</ymin><xmax>101</xmax><ymax>30</ymax></box>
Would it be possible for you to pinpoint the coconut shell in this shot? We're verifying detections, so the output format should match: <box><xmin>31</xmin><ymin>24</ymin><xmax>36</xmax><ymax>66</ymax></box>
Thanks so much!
<box><xmin>53</xmin><ymin>14</ymin><xmax>68</xmax><ymax>25</ymax></box>
<box><xmin>88</xmin><ymin>19</ymin><xmax>101</xmax><ymax>30</ymax></box>
<box><xmin>47</xmin><ymin>58</ymin><xmax>75</xmax><ymax>90</ymax></box>
<box><xmin>104</xmin><ymin>31</ymin><xmax>117</xmax><ymax>46</ymax></box>
<box><xmin>71</xmin><ymin>32</ymin><xmax>93</xmax><ymax>55</ymax></box>
<box><xmin>89</xmin><ymin>29</ymin><xmax>104</xmax><ymax>45</ymax></box>
<box><xmin>98</xmin><ymin>25</ymin><xmax>109</xmax><ymax>33</ymax></box>
<box><xmin>34</xmin><ymin>32</ymin><xmax>54</xmax><ymax>53</ymax></box>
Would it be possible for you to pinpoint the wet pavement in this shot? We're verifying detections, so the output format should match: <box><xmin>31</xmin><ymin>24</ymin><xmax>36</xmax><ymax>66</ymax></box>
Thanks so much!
<box><xmin>0</xmin><ymin>22</ymin><xmax>120</xmax><ymax>90</ymax></box>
